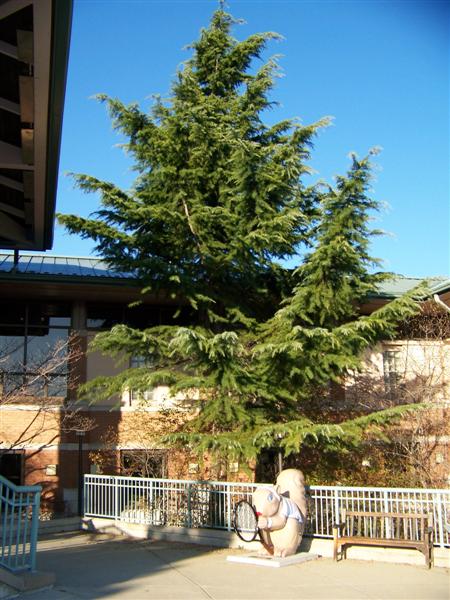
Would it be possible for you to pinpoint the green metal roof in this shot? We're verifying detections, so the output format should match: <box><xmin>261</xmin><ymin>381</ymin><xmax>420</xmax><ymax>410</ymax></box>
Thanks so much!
<box><xmin>0</xmin><ymin>252</ymin><xmax>134</xmax><ymax>283</ymax></box>
<box><xmin>370</xmin><ymin>276</ymin><xmax>450</xmax><ymax>298</ymax></box>
<box><xmin>1</xmin><ymin>253</ymin><xmax>449</xmax><ymax>298</ymax></box>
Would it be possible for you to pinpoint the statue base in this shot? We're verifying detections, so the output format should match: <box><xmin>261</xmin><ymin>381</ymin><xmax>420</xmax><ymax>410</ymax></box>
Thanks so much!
<box><xmin>226</xmin><ymin>552</ymin><xmax>319</xmax><ymax>568</ymax></box>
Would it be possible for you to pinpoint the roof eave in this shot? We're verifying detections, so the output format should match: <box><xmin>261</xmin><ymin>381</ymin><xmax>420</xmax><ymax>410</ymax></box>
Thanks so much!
<box><xmin>0</xmin><ymin>0</ymin><xmax>73</xmax><ymax>251</ymax></box>
<box><xmin>0</xmin><ymin>272</ymin><xmax>139</xmax><ymax>286</ymax></box>
<box><xmin>42</xmin><ymin>0</ymin><xmax>73</xmax><ymax>250</ymax></box>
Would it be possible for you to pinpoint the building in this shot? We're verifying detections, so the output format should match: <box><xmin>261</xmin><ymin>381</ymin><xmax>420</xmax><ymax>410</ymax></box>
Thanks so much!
<box><xmin>0</xmin><ymin>252</ymin><xmax>448</xmax><ymax>514</ymax></box>
<box><xmin>1</xmin><ymin>0</ymin><xmax>448</xmax><ymax>516</ymax></box>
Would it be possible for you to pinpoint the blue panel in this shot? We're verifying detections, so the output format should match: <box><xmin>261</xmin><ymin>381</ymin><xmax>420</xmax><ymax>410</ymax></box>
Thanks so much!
<box><xmin>24</xmin><ymin>257</ymin><xmax>44</xmax><ymax>273</ymax></box>
<box><xmin>0</xmin><ymin>256</ymin><xmax>14</xmax><ymax>272</ymax></box>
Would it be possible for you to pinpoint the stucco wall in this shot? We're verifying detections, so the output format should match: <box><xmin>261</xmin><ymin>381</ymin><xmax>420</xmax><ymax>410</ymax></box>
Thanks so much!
<box><xmin>345</xmin><ymin>340</ymin><xmax>450</xmax><ymax>407</ymax></box>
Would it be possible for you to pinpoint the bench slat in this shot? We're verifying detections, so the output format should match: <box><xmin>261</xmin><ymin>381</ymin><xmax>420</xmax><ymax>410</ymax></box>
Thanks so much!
<box><xmin>339</xmin><ymin>537</ymin><xmax>425</xmax><ymax>549</ymax></box>
<box><xmin>344</xmin><ymin>511</ymin><xmax>429</xmax><ymax>520</ymax></box>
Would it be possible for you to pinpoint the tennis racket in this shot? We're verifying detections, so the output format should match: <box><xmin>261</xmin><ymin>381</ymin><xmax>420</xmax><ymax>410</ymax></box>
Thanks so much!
<box><xmin>233</xmin><ymin>499</ymin><xmax>260</xmax><ymax>542</ymax></box>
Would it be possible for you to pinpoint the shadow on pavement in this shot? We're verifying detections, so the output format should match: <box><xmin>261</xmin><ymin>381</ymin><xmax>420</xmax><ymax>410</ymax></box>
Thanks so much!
<box><xmin>21</xmin><ymin>532</ymin><xmax>450</xmax><ymax>600</ymax></box>
<box><xmin>33</xmin><ymin>534</ymin><xmax>217</xmax><ymax>598</ymax></box>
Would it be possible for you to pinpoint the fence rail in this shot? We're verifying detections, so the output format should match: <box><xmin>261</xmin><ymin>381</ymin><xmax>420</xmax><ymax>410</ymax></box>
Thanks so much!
<box><xmin>84</xmin><ymin>475</ymin><xmax>450</xmax><ymax>548</ymax></box>
<box><xmin>0</xmin><ymin>475</ymin><xmax>41</xmax><ymax>573</ymax></box>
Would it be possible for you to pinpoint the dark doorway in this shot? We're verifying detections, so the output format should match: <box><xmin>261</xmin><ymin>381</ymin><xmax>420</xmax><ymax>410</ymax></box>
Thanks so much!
<box><xmin>0</xmin><ymin>452</ymin><xmax>23</xmax><ymax>485</ymax></box>
<box><xmin>255</xmin><ymin>449</ymin><xmax>283</xmax><ymax>484</ymax></box>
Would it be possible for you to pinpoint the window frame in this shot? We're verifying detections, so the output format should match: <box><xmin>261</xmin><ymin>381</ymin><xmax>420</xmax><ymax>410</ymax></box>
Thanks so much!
<box><xmin>0</xmin><ymin>301</ymin><xmax>72</xmax><ymax>400</ymax></box>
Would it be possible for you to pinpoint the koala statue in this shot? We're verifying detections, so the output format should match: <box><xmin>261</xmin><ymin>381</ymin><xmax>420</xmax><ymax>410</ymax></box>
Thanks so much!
<box><xmin>252</xmin><ymin>468</ymin><xmax>307</xmax><ymax>557</ymax></box>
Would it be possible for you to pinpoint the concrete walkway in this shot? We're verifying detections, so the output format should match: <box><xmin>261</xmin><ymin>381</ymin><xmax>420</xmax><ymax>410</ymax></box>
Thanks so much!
<box><xmin>14</xmin><ymin>533</ymin><xmax>450</xmax><ymax>599</ymax></box>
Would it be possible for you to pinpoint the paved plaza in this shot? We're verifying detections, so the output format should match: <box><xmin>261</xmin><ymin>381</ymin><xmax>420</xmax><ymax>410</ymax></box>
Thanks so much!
<box><xmin>4</xmin><ymin>532</ymin><xmax>446</xmax><ymax>600</ymax></box>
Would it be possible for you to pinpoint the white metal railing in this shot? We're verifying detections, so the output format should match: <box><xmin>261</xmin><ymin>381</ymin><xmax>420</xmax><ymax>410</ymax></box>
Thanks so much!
<box><xmin>306</xmin><ymin>485</ymin><xmax>450</xmax><ymax>548</ymax></box>
<box><xmin>83</xmin><ymin>475</ymin><xmax>450</xmax><ymax>548</ymax></box>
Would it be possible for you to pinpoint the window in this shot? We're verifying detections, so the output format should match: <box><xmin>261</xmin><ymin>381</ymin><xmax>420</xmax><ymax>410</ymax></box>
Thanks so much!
<box><xmin>383</xmin><ymin>349</ymin><xmax>401</xmax><ymax>401</ymax></box>
<box><xmin>86</xmin><ymin>304</ymin><xmax>164</xmax><ymax>330</ymax></box>
<box><xmin>129</xmin><ymin>355</ymin><xmax>155</xmax><ymax>405</ymax></box>
<box><xmin>86</xmin><ymin>303</ymin><xmax>196</xmax><ymax>330</ymax></box>
<box><xmin>0</xmin><ymin>302</ymin><xmax>71</xmax><ymax>399</ymax></box>
<box><xmin>86</xmin><ymin>304</ymin><xmax>125</xmax><ymax>330</ymax></box>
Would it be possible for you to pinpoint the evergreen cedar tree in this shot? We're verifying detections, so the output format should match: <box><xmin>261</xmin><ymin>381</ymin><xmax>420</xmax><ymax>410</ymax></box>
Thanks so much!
<box><xmin>58</xmin><ymin>9</ymin><xmax>425</xmax><ymax>467</ymax></box>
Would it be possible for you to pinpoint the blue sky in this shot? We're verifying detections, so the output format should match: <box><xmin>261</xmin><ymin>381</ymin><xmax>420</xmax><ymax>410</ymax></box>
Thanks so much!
<box><xmin>52</xmin><ymin>0</ymin><xmax>449</xmax><ymax>277</ymax></box>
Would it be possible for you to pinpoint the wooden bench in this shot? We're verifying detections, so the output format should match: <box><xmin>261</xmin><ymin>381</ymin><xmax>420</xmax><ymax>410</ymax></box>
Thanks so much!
<box><xmin>333</xmin><ymin>510</ymin><xmax>434</xmax><ymax>568</ymax></box>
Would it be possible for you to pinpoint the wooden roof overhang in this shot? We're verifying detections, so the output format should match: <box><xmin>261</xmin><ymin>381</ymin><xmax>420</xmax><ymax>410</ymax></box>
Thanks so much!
<box><xmin>0</xmin><ymin>271</ymin><xmax>185</xmax><ymax>306</ymax></box>
<box><xmin>0</xmin><ymin>0</ymin><xmax>72</xmax><ymax>250</ymax></box>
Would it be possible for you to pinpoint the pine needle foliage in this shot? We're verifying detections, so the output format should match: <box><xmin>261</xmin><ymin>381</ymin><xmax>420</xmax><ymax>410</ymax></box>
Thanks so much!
<box><xmin>59</xmin><ymin>9</ymin><xmax>327</xmax><ymax>328</ymax></box>
<box><xmin>59</xmin><ymin>9</ymin><xmax>426</xmax><ymax>468</ymax></box>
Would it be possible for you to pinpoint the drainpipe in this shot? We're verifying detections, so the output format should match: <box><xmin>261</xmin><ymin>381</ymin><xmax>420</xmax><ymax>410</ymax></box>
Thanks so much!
<box><xmin>12</xmin><ymin>249</ymin><xmax>19</xmax><ymax>272</ymax></box>
<box><xmin>433</xmin><ymin>294</ymin><xmax>450</xmax><ymax>314</ymax></box>
<box><xmin>75</xmin><ymin>430</ymin><xmax>86</xmax><ymax>516</ymax></box>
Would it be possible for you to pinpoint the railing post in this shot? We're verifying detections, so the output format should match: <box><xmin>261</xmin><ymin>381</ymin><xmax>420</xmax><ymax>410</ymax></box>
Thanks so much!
<box><xmin>114</xmin><ymin>477</ymin><xmax>119</xmax><ymax>522</ymax></box>
<box><xmin>187</xmin><ymin>484</ymin><xmax>192</xmax><ymax>528</ymax></box>
<box><xmin>29</xmin><ymin>489</ymin><xmax>40</xmax><ymax>572</ymax></box>
<box><xmin>334</xmin><ymin>487</ymin><xmax>340</xmax><ymax>529</ymax></box>
<box><xmin>82</xmin><ymin>474</ymin><xmax>86</xmax><ymax>517</ymax></box>
<box><xmin>1</xmin><ymin>486</ymin><xmax>8</xmax><ymax>564</ymax></box>
<box><xmin>383</xmin><ymin>489</ymin><xmax>391</xmax><ymax>538</ymax></box>
<box><xmin>436</xmin><ymin>492</ymin><xmax>444</xmax><ymax>548</ymax></box>
<box><xmin>226</xmin><ymin>485</ymin><xmax>232</xmax><ymax>532</ymax></box>
<box><xmin>8</xmin><ymin>490</ymin><xmax>15</xmax><ymax>569</ymax></box>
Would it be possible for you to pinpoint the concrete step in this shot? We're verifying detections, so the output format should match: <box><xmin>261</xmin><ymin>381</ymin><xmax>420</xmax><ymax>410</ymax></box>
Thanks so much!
<box><xmin>0</xmin><ymin>582</ymin><xmax>17</xmax><ymax>599</ymax></box>
<box><xmin>0</xmin><ymin>567</ymin><xmax>54</xmax><ymax>596</ymax></box>
<box><xmin>38</xmin><ymin>517</ymin><xmax>81</xmax><ymax>536</ymax></box>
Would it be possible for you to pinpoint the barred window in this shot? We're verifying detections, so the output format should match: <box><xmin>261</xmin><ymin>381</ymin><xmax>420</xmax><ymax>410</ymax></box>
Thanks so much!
<box><xmin>129</xmin><ymin>355</ymin><xmax>155</xmax><ymax>405</ymax></box>
<box><xmin>383</xmin><ymin>349</ymin><xmax>401</xmax><ymax>401</ymax></box>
